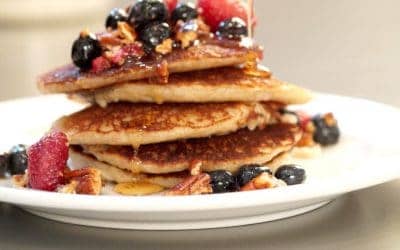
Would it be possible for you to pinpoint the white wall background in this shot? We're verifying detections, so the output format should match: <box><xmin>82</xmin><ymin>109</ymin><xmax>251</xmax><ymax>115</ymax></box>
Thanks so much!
<box><xmin>0</xmin><ymin>0</ymin><xmax>399</xmax><ymax>106</ymax></box>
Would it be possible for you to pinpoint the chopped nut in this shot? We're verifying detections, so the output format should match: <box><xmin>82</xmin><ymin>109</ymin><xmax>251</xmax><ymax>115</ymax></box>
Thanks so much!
<box><xmin>58</xmin><ymin>180</ymin><xmax>78</xmax><ymax>194</ymax></box>
<box><xmin>176</xmin><ymin>30</ymin><xmax>198</xmax><ymax>48</ymax></box>
<box><xmin>155</xmin><ymin>38</ymin><xmax>173</xmax><ymax>55</ymax></box>
<box><xmin>117</xmin><ymin>21</ymin><xmax>137</xmax><ymax>43</ymax></box>
<box><xmin>64</xmin><ymin>167</ymin><xmax>102</xmax><ymax>195</ymax></box>
<box><xmin>114</xmin><ymin>182</ymin><xmax>164</xmax><ymax>196</ymax></box>
<box><xmin>323</xmin><ymin>113</ymin><xmax>337</xmax><ymax>127</ymax></box>
<box><xmin>98</xmin><ymin>31</ymin><xmax>123</xmax><ymax>47</ymax></box>
<box><xmin>189</xmin><ymin>160</ymin><xmax>202</xmax><ymax>176</ymax></box>
<box><xmin>297</xmin><ymin>130</ymin><xmax>316</xmax><ymax>147</ymax></box>
<box><xmin>164</xmin><ymin>173</ymin><xmax>212</xmax><ymax>196</ymax></box>
<box><xmin>79</xmin><ymin>29</ymin><xmax>91</xmax><ymax>38</ymax></box>
<box><xmin>240</xmin><ymin>173</ymin><xmax>285</xmax><ymax>191</ymax></box>
<box><xmin>12</xmin><ymin>173</ymin><xmax>28</xmax><ymax>188</ymax></box>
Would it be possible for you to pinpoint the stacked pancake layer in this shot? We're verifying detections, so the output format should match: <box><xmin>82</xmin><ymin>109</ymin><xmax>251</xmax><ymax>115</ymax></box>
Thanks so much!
<box><xmin>40</xmin><ymin>44</ymin><xmax>312</xmax><ymax>189</ymax></box>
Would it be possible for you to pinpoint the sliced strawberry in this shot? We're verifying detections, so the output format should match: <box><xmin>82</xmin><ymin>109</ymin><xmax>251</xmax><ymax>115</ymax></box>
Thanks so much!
<box><xmin>164</xmin><ymin>0</ymin><xmax>178</xmax><ymax>13</ymax></box>
<box><xmin>198</xmin><ymin>0</ymin><xmax>256</xmax><ymax>31</ymax></box>
<box><xmin>90</xmin><ymin>56</ymin><xmax>111</xmax><ymax>73</ymax></box>
<box><xmin>28</xmin><ymin>132</ymin><xmax>69</xmax><ymax>191</ymax></box>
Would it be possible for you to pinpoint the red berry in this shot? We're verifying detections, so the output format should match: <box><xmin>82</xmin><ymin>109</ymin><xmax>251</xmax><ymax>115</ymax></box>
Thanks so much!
<box><xmin>164</xmin><ymin>0</ymin><xmax>178</xmax><ymax>13</ymax></box>
<box><xmin>28</xmin><ymin>132</ymin><xmax>69</xmax><ymax>191</ymax></box>
<box><xmin>297</xmin><ymin>111</ymin><xmax>312</xmax><ymax>130</ymax></box>
<box><xmin>90</xmin><ymin>56</ymin><xmax>111</xmax><ymax>73</ymax></box>
<box><xmin>198</xmin><ymin>0</ymin><xmax>256</xmax><ymax>31</ymax></box>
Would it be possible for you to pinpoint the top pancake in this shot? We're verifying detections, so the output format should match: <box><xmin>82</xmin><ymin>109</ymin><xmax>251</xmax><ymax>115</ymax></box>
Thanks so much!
<box><xmin>71</xmin><ymin>67</ymin><xmax>312</xmax><ymax>106</ymax></box>
<box><xmin>38</xmin><ymin>42</ymin><xmax>258</xmax><ymax>94</ymax></box>
<box><xmin>53</xmin><ymin>102</ymin><xmax>280</xmax><ymax>147</ymax></box>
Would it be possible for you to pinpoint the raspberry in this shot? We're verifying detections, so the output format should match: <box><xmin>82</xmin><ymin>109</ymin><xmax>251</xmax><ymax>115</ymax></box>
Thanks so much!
<box><xmin>90</xmin><ymin>56</ymin><xmax>111</xmax><ymax>73</ymax></box>
<box><xmin>198</xmin><ymin>0</ymin><xmax>256</xmax><ymax>31</ymax></box>
<box><xmin>28</xmin><ymin>132</ymin><xmax>69</xmax><ymax>191</ymax></box>
<box><xmin>164</xmin><ymin>0</ymin><xmax>178</xmax><ymax>13</ymax></box>
<box><xmin>297</xmin><ymin>111</ymin><xmax>312</xmax><ymax>131</ymax></box>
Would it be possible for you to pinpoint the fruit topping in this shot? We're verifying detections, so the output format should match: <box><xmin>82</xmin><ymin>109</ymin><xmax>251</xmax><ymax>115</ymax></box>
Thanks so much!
<box><xmin>209</xmin><ymin>170</ymin><xmax>237</xmax><ymax>193</ymax></box>
<box><xmin>171</xmin><ymin>3</ymin><xmax>198</xmax><ymax>23</ymax></box>
<box><xmin>236</xmin><ymin>164</ymin><xmax>272</xmax><ymax>187</ymax></box>
<box><xmin>71</xmin><ymin>32</ymin><xmax>102</xmax><ymax>70</ymax></box>
<box><xmin>139</xmin><ymin>22</ymin><xmax>171</xmax><ymax>49</ymax></box>
<box><xmin>91</xmin><ymin>56</ymin><xmax>112</xmax><ymax>74</ymax></box>
<box><xmin>128</xmin><ymin>0</ymin><xmax>168</xmax><ymax>30</ymax></box>
<box><xmin>197</xmin><ymin>0</ymin><xmax>255</xmax><ymax>31</ymax></box>
<box><xmin>0</xmin><ymin>154</ymin><xmax>10</xmax><ymax>178</ymax></box>
<box><xmin>275</xmin><ymin>165</ymin><xmax>306</xmax><ymax>185</ymax></box>
<box><xmin>106</xmin><ymin>8</ymin><xmax>128</xmax><ymax>30</ymax></box>
<box><xmin>28</xmin><ymin>132</ymin><xmax>69</xmax><ymax>191</ymax></box>
<box><xmin>9</xmin><ymin>145</ymin><xmax>28</xmax><ymax>175</ymax></box>
<box><xmin>216</xmin><ymin>17</ymin><xmax>248</xmax><ymax>40</ymax></box>
<box><xmin>164</xmin><ymin>0</ymin><xmax>178</xmax><ymax>13</ymax></box>
<box><xmin>312</xmin><ymin>113</ymin><xmax>340</xmax><ymax>146</ymax></box>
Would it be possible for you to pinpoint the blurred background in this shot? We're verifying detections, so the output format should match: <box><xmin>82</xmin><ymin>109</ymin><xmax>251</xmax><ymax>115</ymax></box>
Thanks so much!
<box><xmin>0</xmin><ymin>0</ymin><xmax>399</xmax><ymax>106</ymax></box>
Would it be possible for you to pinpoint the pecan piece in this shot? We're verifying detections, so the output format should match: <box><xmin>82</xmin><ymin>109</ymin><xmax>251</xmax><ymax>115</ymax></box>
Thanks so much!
<box><xmin>240</xmin><ymin>173</ymin><xmax>286</xmax><ymax>191</ymax></box>
<box><xmin>63</xmin><ymin>167</ymin><xmax>102</xmax><ymax>195</ymax></box>
<box><xmin>164</xmin><ymin>173</ymin><xmax>212</xmax><ymax>196</ymax></box>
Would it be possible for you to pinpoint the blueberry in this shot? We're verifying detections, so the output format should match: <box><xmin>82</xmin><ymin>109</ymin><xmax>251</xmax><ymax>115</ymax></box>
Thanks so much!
<box><xmin>236</xmin><ymin>164</ymin><xmax>272</xmax><ymax>187</ymax></box>
<box><xmin>9</xmin><ymin>145</ymin><xmax>28</xmax><ymax>175</ymax></box>
<box><xmin>71</xmin><ymin>34</ymin><xmax>102</xmax><ymax>70</ymax></box>
<box><xmin>171</xmin><ymin>3</ymin><xmax>198</xmax><ymax>23</ymax></box>
<box><xmin>275</xmin><ymin>165</ymin><xmax>305</xmax><ymax>185</ymax></box>
<box><xmin>128</xmin><ymin>0</ymin><xmax>168</xmax><ymax>30</ymax></box>
<box><xmin>312</xmin><ymin>114</ymin><xmax>340</xmax><ymax>146</ymax></box>
<box><xmin>216</xmin><ymin>17</ymin><xmax>248</xmax><ymax>40</ymax></box>
<box><xmin>209</xmin><ymin>170</ymin><xmax>237</xmax><ymax>193</ymax></box>
<box><xmin>139</xmin><ymin>22</ymin><xmax>171</xmax><ymax>49</ymax></box>
<box><xmin>106</xmin><ymin>8</ymin><xmax>128</xmax><ymax>30</ymax></box>
<box><xmin>0</xmin><ymin>154</ymin><xmax>10</xmax><ymax>177</ymax></box>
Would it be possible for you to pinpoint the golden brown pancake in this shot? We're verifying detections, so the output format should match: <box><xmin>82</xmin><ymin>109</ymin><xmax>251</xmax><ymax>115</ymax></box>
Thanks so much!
<box><xmin>38</xmin><ymin>42</ymin><xmax>259</xmax><ymax>94</ymax></box>
<box><xmin>53</xmin><ymin>102</ymin><xmax>281</xmax><ymax>147</ymax></box>
<box><xmin>71</xmin><ymin>67</ymin><xmax>312</xmax><ymax>106</ymax></box>
<box><xmin>78</xmin><ymin>123</ymin><xmax>302</xmax><ymax>174</ymax></box>
<box><xmin>69</xmin><ymin>148</ymin><xmax>188</xmax><ymax>188</ymax></box>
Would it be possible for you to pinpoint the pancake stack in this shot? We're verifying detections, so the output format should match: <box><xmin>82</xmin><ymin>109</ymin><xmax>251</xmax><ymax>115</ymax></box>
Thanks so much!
<box><xmin>38</xmin><ymin>55</ymin><xmax>311</xmax><ymax>192</ymax></box>
<box><xmin>37</xmin><ymin>1</ymin><xmax>312</xmax><ymax>193</ymax></box>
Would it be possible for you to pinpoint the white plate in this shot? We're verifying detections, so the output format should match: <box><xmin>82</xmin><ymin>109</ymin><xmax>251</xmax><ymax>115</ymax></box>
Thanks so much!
<box><xmin>0</xmin><ymin>94</ymin><xmax>399</xmax><ymax>230</ymax></box>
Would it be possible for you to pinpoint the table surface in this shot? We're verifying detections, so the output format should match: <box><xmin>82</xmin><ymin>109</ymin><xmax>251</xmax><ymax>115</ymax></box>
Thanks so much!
<box><xmin>1</xmin><ymin>180</ymin><xmax>400</xmax><ymax>250</ymax></box>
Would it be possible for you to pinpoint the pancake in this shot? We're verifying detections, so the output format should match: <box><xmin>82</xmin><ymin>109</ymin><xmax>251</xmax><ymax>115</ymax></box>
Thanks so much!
<box><xmin>53</xmin><ymin>102</ymin><xmax>280</xmax><ymax>147</ymax></box>
<box><xmin>71</xmin><ymin>67</ymin><xmax>312</xmax><ymax>107</ymax></box>
<box><xmin>78</xmin><ymin>123</ymin><xmax>302</xmax><ymax>174</ymax></box>
<box><xmin>38</xmin><ymin>42</ymin><xmax>259</xmax><ymax>94</ymax></box>
<box><xmin>69</xmin><ymin>148</ymin><xmax>188</xmax><ymax>188</ymax></box>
